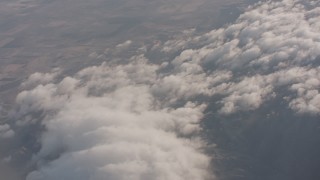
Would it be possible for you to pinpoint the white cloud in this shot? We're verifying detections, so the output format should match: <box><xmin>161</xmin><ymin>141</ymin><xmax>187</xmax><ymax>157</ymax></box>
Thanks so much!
<box><xmin>287</xmin><ymin>68</ymin><xmax>320</xmax><ymax>114</ymax></box>
<box><xmin>0</xmin><ymin>124</ymin><xmax>14</xmax><ymax>139</ymax></box>
<box><xmin>12</xmin><ymin>1</ymin><xmax>320</xmax><ymax>180</ymax></box>
<box><xmin>116</xmin><ymin>40</ymin><xmax>132</xmax><ymax>50</ymax></box>
<box><xmin>19</xmin><ymin>55</ymin><xmax>212</xmax><ymax>180</ymax></box>
<box><xmin>155</xmin><ymin>0</ymin><xmax>320</xmax><ymax>114</ymax></box>
<box><xmin>21</xmin><ymin>68</ymin><xmax>61</xmax><ymax>89</ymax></box>
<box><xmin>219</xmin><ymin>75</ymin><xmax>274</xmax><ymax>114</ymax></box>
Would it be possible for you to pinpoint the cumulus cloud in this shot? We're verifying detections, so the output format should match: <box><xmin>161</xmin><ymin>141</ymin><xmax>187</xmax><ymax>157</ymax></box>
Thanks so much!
<box><xmin>16</xmin><ymin>55</ymin><xmax>212</xmax><ymax>180</ymax></box>
<box><xmin>157</xmin><ymin>0</ymin><xmax>320</xmax><ymax>114</ymax></box>
<box><xmin>10</xmin><ymin>0</ymin><xmax>320</xmax><ymax>180</ymax></box>
<box><xmin>218</xmin><ymin>75</ymin><xmax>274</xmax><ymax>114</ymax></box>
<box><xmin>21</xmin><ymin>68</ymin><xmax>61</xmax><ymax>89</ymax></box>
<box><xmin>0</xmin><ymin>124</ymin><xmax>14</xmax><ymax>139</ymax></box>
<box><xmin>116</xmin><ymin>40</ymin><xmax>132</xmax><ymax>50</ymax></box>
<box><xmin>288</xmin><ymin>67</ymin><xmax>320</xmax><ymax>114</ymax></box>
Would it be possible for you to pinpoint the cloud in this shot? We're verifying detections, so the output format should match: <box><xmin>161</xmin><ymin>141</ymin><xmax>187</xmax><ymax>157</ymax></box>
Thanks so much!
<box><xmin>219</xmin><ymin>75</ymin><xmax>274</xmax><ymax>114</ymax></box>
<box><xmin>288</xmin><ymin>67</ymin><xmax>320</xmax><ymax>114</ymax></box>
<box><xmin>10</xmin><ymin>0</ymin><xmax>320</xmax><ymax>180</ymax></box>
<box><xmin>157</xmin><ymin>0</ymin><xmax>320</xmax><ymax>114</ymax></box>
<box><xmin>115</xmin><ymin>40</ymin><xmax>132</xmax><ymax>50</ymax></box>
<box><xmin>17</xmin><ymin>55</ymin><xmax>212</xmax><ymax>180</ymax></box>
<box><xmin>0</xmin><ymin>124</ymin><xmax>14</xmax><ymax>139</ymax></box>
<box><xmin>21</xmin><ymin>68</ymin><xmax>61</xmax><ymax>89</ymax></box>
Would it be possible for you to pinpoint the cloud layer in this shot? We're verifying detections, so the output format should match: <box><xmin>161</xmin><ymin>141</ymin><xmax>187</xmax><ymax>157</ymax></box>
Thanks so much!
<box><xmin>9</xmin><ymin>0</ymin><xmax>320</xmax><ymax>180</ymax></box>
<box><xmin>17</xmin><ymin>56</ymin><xmax>212</xmax><ymax>180</ymax></box>
<box><xmin>158</xmin><ymin>0</ymin><xmax>320</xmax><ymax>115</ymax></box>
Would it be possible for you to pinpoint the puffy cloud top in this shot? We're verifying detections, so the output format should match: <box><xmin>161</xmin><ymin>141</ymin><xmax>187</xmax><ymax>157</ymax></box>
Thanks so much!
<box><xmin>12</xmin><ymin>0</ymin><xmax>320</xmax><ymax>180</ymax></box>
<box><xmin>159</xmin><ymin>0</ymin><xmax>320</xmax><ymax>114</ymax></box>
<box><xmin>0</xmin><ymin>124</ymin><xmax>14</xmax><ymax>139</ymax></box>
<box><xmin>20</xmin><ymin>56</ymin><xmax>212</xmax><ymax>180</ymax></box>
